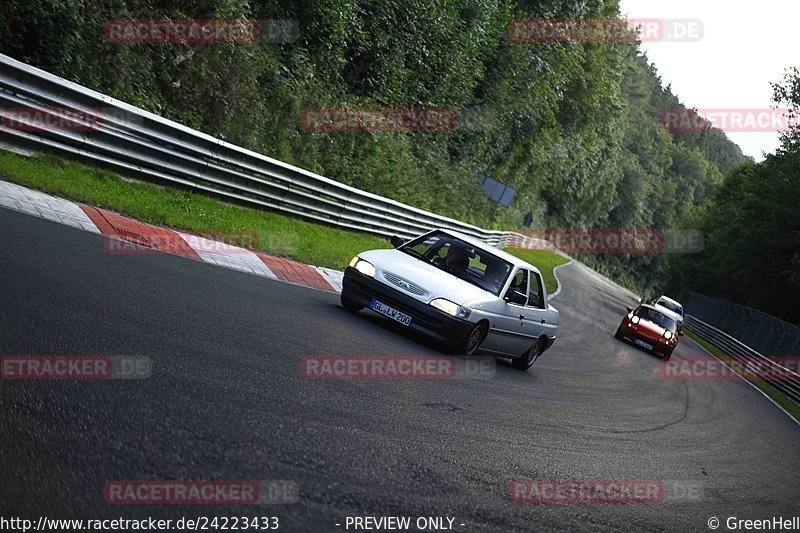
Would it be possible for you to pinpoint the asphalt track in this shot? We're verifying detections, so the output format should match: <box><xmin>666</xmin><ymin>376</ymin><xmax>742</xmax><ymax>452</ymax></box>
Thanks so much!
<box><xmin>1</xmin><ymin>206</ymin><xmax>799</xmax><ymax>532</ymax></box>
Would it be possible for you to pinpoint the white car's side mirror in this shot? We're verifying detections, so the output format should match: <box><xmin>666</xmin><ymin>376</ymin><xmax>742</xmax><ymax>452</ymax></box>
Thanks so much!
<box><xmin>504</xmin><ymin>290</ymin><xmax>527</xmax><ymax>305</ymax></box>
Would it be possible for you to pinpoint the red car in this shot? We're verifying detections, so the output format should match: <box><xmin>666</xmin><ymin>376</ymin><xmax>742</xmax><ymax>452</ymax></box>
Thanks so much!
<box><xmin>614</xmin><ymin>304</ymin><xmax>683</xmax><ymax>359</ymax></box>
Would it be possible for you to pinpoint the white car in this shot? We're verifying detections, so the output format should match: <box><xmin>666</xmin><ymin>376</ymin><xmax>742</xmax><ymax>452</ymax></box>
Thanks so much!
<box><xmin>340</xmin><ymin>229</ymin><xmax>559</xmax><ymax>370</ymax></box>
<box><xmin>651</xmin><ymin>295</ymin><xmax>684</xmax><ymax>326</ymax></box>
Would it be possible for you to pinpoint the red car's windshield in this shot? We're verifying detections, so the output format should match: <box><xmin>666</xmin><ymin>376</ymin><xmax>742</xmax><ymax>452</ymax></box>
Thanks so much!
<box><xmin>634</xmin><ymin>306</ymin><xmax>677</xmax><ymax>331</ymax></box>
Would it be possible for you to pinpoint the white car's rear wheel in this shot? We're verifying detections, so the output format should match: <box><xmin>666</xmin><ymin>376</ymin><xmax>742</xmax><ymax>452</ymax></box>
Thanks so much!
<box><xmin>513</xmin><ymin>337</ymin><xmax>544</xmax><ymax>370</ymax></box>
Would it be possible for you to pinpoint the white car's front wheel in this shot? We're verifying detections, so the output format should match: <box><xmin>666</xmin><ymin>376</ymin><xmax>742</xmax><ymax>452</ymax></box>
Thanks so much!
<box><xmin>458</xmin><ymin>322</ymin><xmax>487</xmax><ymax>356</ymax></box>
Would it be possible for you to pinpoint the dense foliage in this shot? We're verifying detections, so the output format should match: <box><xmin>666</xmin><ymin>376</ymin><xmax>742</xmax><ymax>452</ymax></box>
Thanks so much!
<box><xmin>665</xmin><ymin>70</ymin><xmax>800</xmax><ymax>324</ymax></box>
<box><xmin>7</xmin><ymin>0</ymin><xmax>796</xmax><ymax>325</ymax></box>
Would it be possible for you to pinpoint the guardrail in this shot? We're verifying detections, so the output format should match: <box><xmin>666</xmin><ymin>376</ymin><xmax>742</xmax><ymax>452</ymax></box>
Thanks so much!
<box><xmin>684</xmin><ymin>315</ymin><xmax>800</xmax><ymax>406</ymax></box>
<box><xmin>0</xmin><ymin>53</ymin><xmax>552</xmax><ymax>250</ymax></box>
<box><xmin>686</xmin><ymin>291</ymin><xmax>800</xmax><ymax>358</ymax></box>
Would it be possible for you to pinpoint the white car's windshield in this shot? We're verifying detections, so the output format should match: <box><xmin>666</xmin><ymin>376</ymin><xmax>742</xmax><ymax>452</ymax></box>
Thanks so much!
<box><xmin>657</xmin><ymin>298</ymin><xmax>683</xmax><ymax>316</ymax></box>
<box><xmin>400</xmin><ymin>232</ymin><xmax>512</xmax><ymax>296</ymax></box>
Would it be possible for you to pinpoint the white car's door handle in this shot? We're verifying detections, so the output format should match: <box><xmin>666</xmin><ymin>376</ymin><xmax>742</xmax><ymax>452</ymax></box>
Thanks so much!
<box><xmin>541</xmin><ymin>319</ymin><xmax>546</xmax><ymax>324</ymax></box>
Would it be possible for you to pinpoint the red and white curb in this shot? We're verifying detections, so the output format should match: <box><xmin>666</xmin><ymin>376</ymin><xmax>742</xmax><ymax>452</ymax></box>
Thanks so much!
<box><xmin>0</xmin><ymin>180</ymin><xmax>344</xmax><ymax>293</ymax></box>
<box><xmin>0</xmin><ymin>179</ymin><xmax>101</xmax><ymax>234</ymax></box>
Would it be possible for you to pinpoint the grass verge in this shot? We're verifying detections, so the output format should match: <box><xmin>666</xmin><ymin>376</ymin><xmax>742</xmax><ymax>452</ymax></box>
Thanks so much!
<box><xmin>505</xmin><ymin>248</ymin><xmax>571</xmax><ymax>294</ymax></box>
<box><xmin>0</xmin><ymin>149</ymin><xmax>571</xmax><ymax>288</ymax></box>
<box><xmin>684</xmin><ymin>328</ymin><xmax>800</xmax><ymax>421</ymax></box>
<box><xmin>0</xmin><ymin>150</ymin><xmax>387</xmax><ymax>269</ymax></box>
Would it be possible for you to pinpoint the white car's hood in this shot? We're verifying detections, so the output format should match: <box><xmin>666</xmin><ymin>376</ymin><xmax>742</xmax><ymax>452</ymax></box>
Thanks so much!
<box><xmin>358</xmin><ymin>249</ymin><xmax>494</xmax><ymax>305</ymax></box>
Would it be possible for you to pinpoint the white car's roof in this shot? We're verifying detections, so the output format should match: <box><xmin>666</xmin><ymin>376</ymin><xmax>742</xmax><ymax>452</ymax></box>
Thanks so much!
<box><xmin>655</xmin><ymin>295</ymin><xmax>682</xmax><ymax>307</ymax></box>
<box><xmin>653</xmin><ymin>305</ymin><xmax>681</xmax><ymax>319</ymax></box>
<box><xmin>643</xmin><ymin>303</ymin><xmax>682</xmax><ymax>322</ymax></box>
<box><xmin>434</xmin><ymin>229</ymin><xmax>543</xmax><ymax>275</ymax></box>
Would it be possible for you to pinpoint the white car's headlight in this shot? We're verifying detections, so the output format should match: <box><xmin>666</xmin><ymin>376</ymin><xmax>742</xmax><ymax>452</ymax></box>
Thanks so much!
<box><xmin>349</xmin><ymin>256</ymin><xmax>376</xmax><ymax>278</ymax></box>
<box><xmin>631</xmin><ymin>316</ymin><xmax>640</xmax><ymax>324</ymax></box>
<box><xmin>430</xmin><ymin>298</ymin><xmax>471</xmax><ymax>319</ymax></box>
<box><xmin>664</xmin><ymin>330</ymin><xmax>673</xmax><ymax>339</ymax></box>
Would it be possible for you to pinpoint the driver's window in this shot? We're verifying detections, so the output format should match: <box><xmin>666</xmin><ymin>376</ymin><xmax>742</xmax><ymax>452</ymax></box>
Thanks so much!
<box><xmin>428</xmin><ymin>243</ymin><xmax>450</xmax><ymax>267</ymax></box>
<box><xmin>527</xmin><ymin>271</ymin><xmax>544</xmax><ymax>309</ymax></box>
<box><xmin>505</xmin><ymin>269</ymin><xmax>528</xmax><ymax>305</ymax></box>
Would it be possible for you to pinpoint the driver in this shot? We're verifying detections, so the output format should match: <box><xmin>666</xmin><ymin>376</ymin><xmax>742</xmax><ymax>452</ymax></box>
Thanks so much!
<box><xmin>483</xmin><ymin>261</ymin><xmax>508</xmax><ymax>294</ymax></box>
<box><xmin>444</xmin><ymin>244</ymin><xmax>470</xmax><ymax>276</ymax></box>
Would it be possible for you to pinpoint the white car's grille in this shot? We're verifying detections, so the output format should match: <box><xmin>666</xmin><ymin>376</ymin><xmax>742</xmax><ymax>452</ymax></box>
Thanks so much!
<box><xmin>383</xmin><ymin>271</ymin><xmax>429</xmax><ymax>296</ymax></box>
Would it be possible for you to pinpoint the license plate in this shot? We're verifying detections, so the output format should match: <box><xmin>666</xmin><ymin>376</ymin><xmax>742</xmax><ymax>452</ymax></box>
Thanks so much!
<box><xmin>634</xmin><ymin>338</ymin><xmax>653</xmax><ymax>351</ymax></box>
<box><xmin>370</xmin><ymin>299</ymin><xmax>412</xmax><ymax>326</ymax></box>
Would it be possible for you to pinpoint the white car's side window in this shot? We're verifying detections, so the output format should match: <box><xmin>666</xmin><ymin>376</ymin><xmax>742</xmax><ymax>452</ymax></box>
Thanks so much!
<box><xmin>526</xmin><ymin>271</ymin><xmax>545</xmax><ymax>309</ymax></box>
<box><xmin>505</xmin><ymin>268</ymin><xmax>529</xmax><ymax>305</ymax></box>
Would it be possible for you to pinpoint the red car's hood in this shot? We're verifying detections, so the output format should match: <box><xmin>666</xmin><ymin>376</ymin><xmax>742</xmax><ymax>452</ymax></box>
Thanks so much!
<box><xmin>632</xmin><ymin>319</ymin><xmax>666</xmax><ymax>339</ymax></box>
